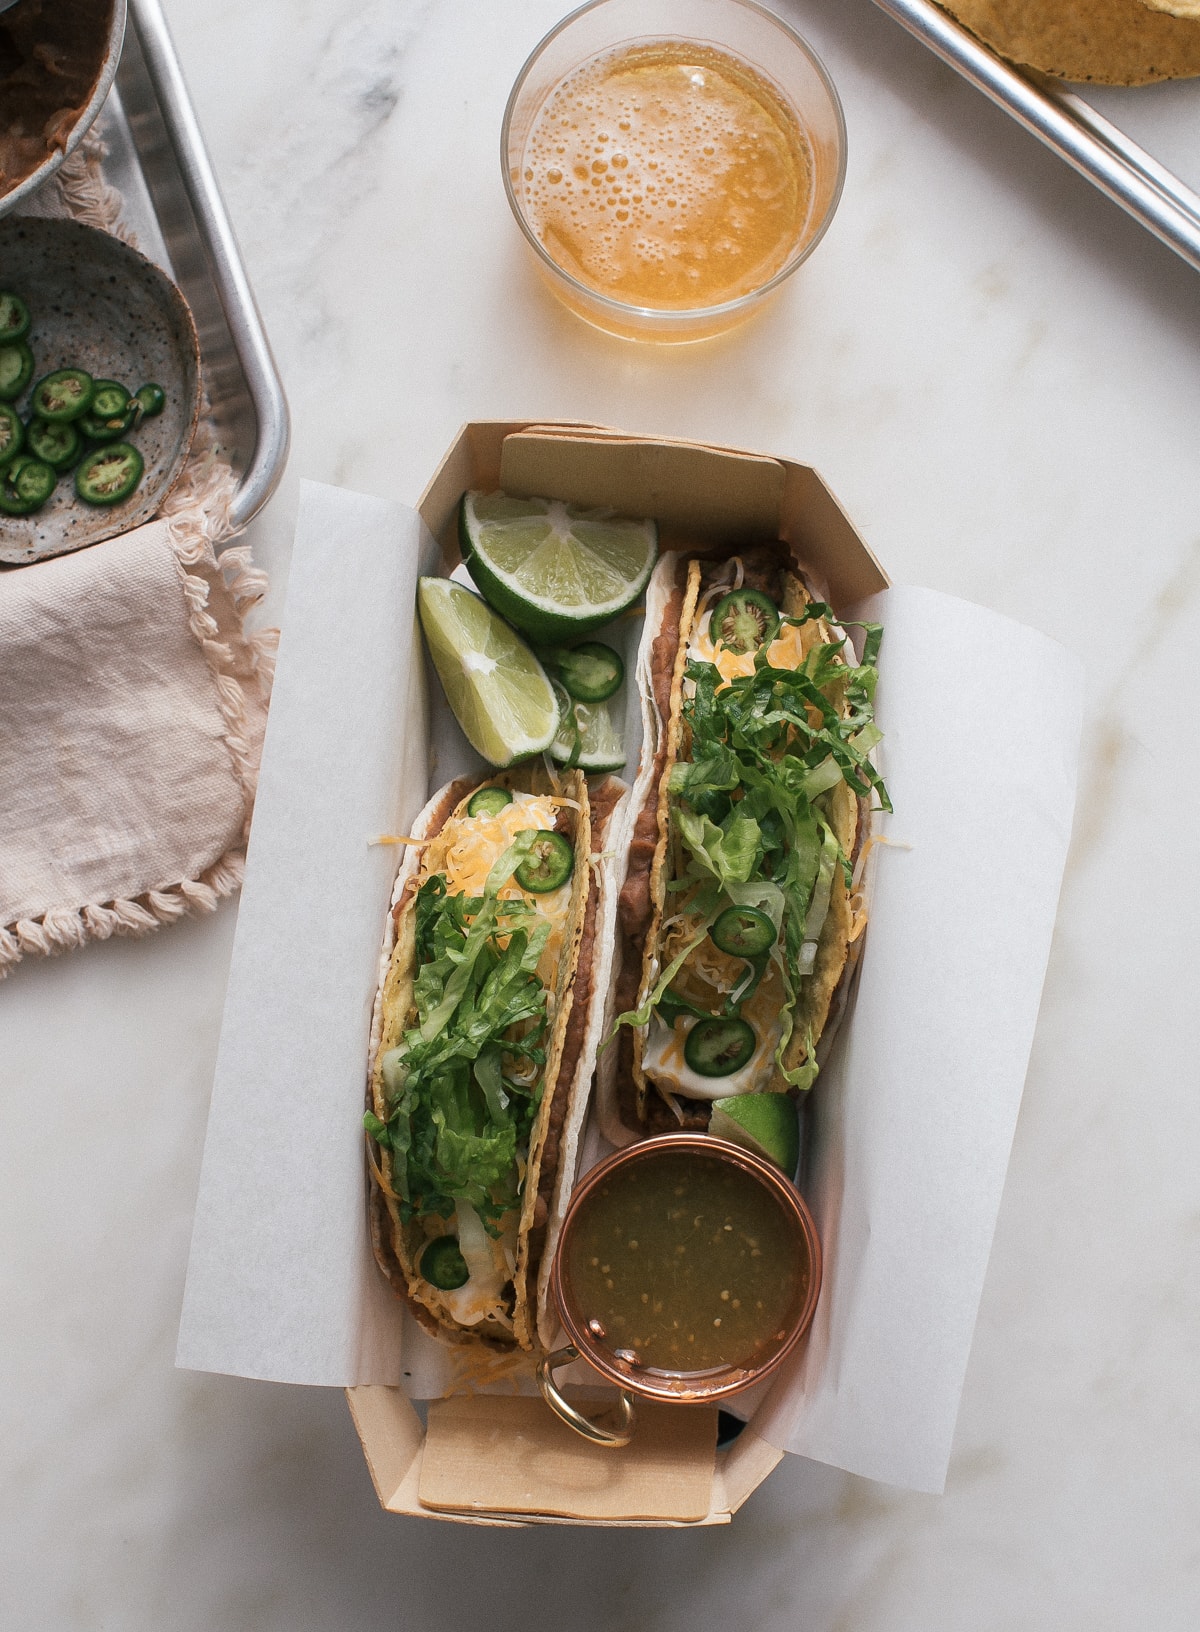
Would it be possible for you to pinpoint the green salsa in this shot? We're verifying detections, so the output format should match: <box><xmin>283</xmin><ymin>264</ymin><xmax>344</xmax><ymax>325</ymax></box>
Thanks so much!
<box><xmin>564</xmin><ymin>1147</ymin><xmax>807</xmax><ymax>1373</ymax></box>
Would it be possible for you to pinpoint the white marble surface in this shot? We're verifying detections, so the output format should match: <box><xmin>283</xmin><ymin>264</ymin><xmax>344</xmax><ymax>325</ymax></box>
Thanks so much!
<box><xmin>4</xmin><ymin>0</ymin><xmax>1200</xmax><ymax>1624</ymax></box>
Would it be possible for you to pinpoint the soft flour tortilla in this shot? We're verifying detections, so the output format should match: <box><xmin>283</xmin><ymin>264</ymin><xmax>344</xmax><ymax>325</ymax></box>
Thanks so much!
<box><xmin>366</xmin><ymin>764</ymin><xmax>593</xmax><ymax>1351</ymax></box>
<box><xmin>599</xmin><ymin>547</ymin><xmax>868</xmax><ymax>1139</ymax></box>
<box><xmin>938</xmin><ymin>0</ymin><xmax>1200</xmax><ymax>83</ymax></box>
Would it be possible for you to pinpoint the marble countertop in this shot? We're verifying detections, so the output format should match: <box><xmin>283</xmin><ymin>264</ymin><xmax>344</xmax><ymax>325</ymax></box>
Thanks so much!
<box><xmin>4</xmin><ymin>0</ymin><xmax>1198</xmax><ymax>1625</ymax></box>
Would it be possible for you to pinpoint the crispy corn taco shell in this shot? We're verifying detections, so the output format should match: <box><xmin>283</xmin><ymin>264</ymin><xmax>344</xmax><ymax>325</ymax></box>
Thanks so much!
<box><xmin>598</xmin><ymin>545</ymin><xmax>871</xmax><ymax>1142</ymax></box>
<box><xmin>938</xmin><ymin>0</ymin><xmax>1200</xmax><ymax>85</ymax></box>
<box><xmin>366</xmin><ymin>765</ymin><xmax>627</xmax><ymax>1353</ymax></box>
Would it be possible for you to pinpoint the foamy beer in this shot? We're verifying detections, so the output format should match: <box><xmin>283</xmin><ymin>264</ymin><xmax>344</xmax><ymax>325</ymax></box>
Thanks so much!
<box><xmin>503</xmin><ymin>0</ymin><xmax>847</xmax><ymax>342</ymax></box>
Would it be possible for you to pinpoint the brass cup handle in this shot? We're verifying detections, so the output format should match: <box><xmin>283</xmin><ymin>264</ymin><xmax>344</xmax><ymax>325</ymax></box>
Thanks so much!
<box><xmin>536</xmin><ymin>1345</ymin><xmax>636</xmax><ymax>1448</ymax></box>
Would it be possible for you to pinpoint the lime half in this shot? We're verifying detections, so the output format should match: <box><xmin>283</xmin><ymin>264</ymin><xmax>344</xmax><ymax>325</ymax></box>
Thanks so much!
<box><xmin>460</xmin><ymin>491</ymin><xmax>657</xmax><ymax>642</ymax></box>
<box><xmin>417</xmin><ymin>577</ymin><xmax>559</xmax><ymax>767</ymax></box>
<box><xmin>551</xmin><ymin>696</ymin><xmax>626</xmax><ymax>772</ymax></box>
<box><xmin>709</xmin><ymin>1093</ymin><xmax>800</xmax><ymax>1177</ymax></box>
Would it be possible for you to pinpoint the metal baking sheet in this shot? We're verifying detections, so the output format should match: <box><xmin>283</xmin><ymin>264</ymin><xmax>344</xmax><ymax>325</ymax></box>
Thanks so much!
<box><xmin>872</xmin><ymin>0</ymin><xmax>1200</xmax><ymax>277</ymax></box>
<box><xmin>94</xmin><ymin>0</ymin><xmax>289</xmax><ymax>534</ymax></box>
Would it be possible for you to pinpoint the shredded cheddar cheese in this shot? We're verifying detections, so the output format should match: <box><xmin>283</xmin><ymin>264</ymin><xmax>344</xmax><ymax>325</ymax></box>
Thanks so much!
<box><xmin>687</xmin><ymin>608</ymin><xmax>809</xmax><ymax>688</ymax></box>
<box><xmin>444</xmin><ymin>1342</ymin><xmax>537</xmax><ymax>1397</ymax></box>
<box><xmin>432</xmin><ymin>793</ymin><xmax>560</xmax><ymax>897</ymax></box>
<box><xmin>420</xmin><ymin>790</ymin><xmax>573</xmax><ymax>993</ymax></box>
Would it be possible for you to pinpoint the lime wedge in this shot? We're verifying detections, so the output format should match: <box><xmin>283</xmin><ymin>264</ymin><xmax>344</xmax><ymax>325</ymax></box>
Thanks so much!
<box><xmin>460</xmin><ymin>491</ymin><xmax>657</xmax><ymax>642</ymax></box>
<box><xmin>417</xmin><ymin>577</ymin><xmax>559</xmax><ymax>767</ymax></box>
<box><xmin>551</xmin><ymin>696</ymin><xmax>626</xmax><ymax>772</ymax></box>
<box><xmin>709</xmin><ymin>1093</ymin><xmax>800</xmax><ymax>1177</ymax></box>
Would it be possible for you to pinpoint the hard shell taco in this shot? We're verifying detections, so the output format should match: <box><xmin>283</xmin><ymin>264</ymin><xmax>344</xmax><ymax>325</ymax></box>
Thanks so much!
<box><xmin>365</xmin><ymin>764</ymin><xmax>626</xmax><ymax>1352</ymax></box>
<box><xmin>599</xmin><ymin>543</ymin><xmax>889</xmax><ymax>1141</ymax></box>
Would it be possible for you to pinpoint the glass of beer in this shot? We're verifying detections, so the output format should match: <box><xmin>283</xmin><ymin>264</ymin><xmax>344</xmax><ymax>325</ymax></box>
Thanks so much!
<box><xmin>502</xmin><ymin>0</ymin><xmax>847</xmax><ymax>343</ymax></box>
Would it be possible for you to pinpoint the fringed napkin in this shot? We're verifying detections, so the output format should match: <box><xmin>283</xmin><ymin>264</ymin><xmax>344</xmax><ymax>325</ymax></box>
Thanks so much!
<box><xmin>0</xmin><ymin>136</ymin><xmax>277</xmax><ymax>977</ymax></box>
<box><xmin>0</xmin><ymin>465</ymin><xmax>275</xmax><ymax>976</ymax></box>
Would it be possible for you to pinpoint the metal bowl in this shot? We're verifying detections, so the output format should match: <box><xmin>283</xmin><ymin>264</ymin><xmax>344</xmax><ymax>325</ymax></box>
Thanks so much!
<box><xmin>0</xmin><ymin>215</ymin><xmax>201</xmax><ymax>564</ymax></box>
<box><xmin>547</xmin><ymin>1134</ymin><xmax>822</xmax><ymax>1411</ymax></box>
<box><xmin>0</xmin><ymin>0</ymin><xmax>127</xmax><ymax>219</ymax></box>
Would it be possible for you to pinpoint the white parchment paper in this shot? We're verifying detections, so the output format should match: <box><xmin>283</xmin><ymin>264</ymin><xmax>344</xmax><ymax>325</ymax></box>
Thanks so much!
<box><xmin>754</xmin><ymin>587</ymin><xmax>1083</xmax><ymax>1491</ymax></box>
<box><xmin>176</xmin><ymin>483</ymin><xmax>435</xmax><ymax>1383</ymax></box>
<box><xmin>177</xmin><ymin>486</ymin><xmax>1082</xmax><ymax>1493</ymax></box>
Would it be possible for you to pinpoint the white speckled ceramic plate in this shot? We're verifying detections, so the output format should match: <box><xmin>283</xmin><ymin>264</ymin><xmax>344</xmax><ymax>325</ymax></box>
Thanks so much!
<box><xmin>0</xmin><ymin>216</ymin><xmax>201</xmax><ymax>565</ymax></box>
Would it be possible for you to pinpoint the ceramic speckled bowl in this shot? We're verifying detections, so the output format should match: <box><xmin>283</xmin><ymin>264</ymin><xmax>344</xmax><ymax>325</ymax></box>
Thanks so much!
<box><xmin>0</xmin><ymin>216</ymin><xmax>201</xmax><ymax>564</ymax></box>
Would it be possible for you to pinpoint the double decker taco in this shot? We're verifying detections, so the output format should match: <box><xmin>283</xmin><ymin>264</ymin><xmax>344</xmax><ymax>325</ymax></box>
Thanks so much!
<box><xmin>600</xmin><ymin>544</ymin><xmax>889</xmax><ymax>1139</ymax></box>
<box><xmin>365</xmin><ymin>765</ymin><xmax>626</xmax><ymax>1352</ymax></box>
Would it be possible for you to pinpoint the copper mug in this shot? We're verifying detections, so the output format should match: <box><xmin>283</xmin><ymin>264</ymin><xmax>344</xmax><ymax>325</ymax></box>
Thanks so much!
<box><xmin>537</xmin><ymin>1133</ymin><xmax>822</xmax><ymax>1447</ymax></box>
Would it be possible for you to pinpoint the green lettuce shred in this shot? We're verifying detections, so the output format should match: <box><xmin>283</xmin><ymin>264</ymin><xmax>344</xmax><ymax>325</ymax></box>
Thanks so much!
<box><xmin>615</xmin><ymin>596</ymin><xmax>891</xmax><ymax>1088</ymax></box>
<box><xmin>364</xmin><ymin>830</ymin><xmax>554</xmax><ymax>1229</ymax></box>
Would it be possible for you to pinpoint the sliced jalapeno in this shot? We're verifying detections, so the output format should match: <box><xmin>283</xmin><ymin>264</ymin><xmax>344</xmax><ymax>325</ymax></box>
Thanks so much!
<box><xmin>79</xmin><ymin>405</ymin><xmax>136</xmax><ymax>443</ymax></box>
<box><xmin>26</xmin><ymin>417</ymin><xmax>81</xmax><ymax>472</ymax></box>
<box><xmin>708</xmin><ymin>588</ymin><xmax>779</xmax><ymax>655</ymax></box>
<box><xmin>0</xmin><ymin>293</ymin><xmax>30</xmax><ymax>344</ymax></box>
<box><xmin>419</xmin><ymin>1236</ymin><xmax>470</xmax><ymax>1290</ymax></box>
<box><xmin>75</xmin><ymin>443</ymin><xmax>144</xmax><ymax>506</ymax></box>
<box><xmin>0</xmin><ymin>342</ymin><xmax>35</xmax><ymax>403</ymax></box>
<box><xmin>683</xmin><ymin>1017</ymin><xmax>757</xmax><ymax>1077</ymax></box>
<box><xmin>82</xmin><ymin>382</ymin><xmax>135</xmax><ymax>439</ymax></box>
<box><xmin>555</xmin><ymin>641</ymin><xmax>624</xmax><ymax>703</ymax></box>
<box><xmin>134</xmin><ymin>382</ymin><xmax>166</xmax><ymax>418</ymax></box>
<box><xmin>0</xmin><ymin>402</ymin><xmax>23</xmax><ymax>468</ymax></box>
<box><xmin>467</xmin><ymin>785</ymin><xmax>513</xmax><ymax>819</ymax></box>
<box><xmin>90</xmin><ymin>380</ymin><xmax>131</xmax><ymax>420</ymax></box>
<box><xmin>514</xmin><ymin>829</ymin><xmax>573</xmax><ymax>893</ymax></box>
<box><xmin>31</xmin><ymin>368</ymin><xmax>94</xmax><ymax>422</ymax></box>
<box><xmin>0</xmin><ymin>455</ymin><xmax>56</xmax><ymax>516</ymax></box>
<box><xmin>711</xmin><ymin>906</ymin><xmax>776</xmax><ymax>959</ymax></box>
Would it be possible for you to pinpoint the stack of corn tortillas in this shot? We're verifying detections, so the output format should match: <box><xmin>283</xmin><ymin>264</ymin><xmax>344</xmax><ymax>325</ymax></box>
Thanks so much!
<box><xmin>937</xmin><ymin>0</ymin><xmax>1200</xmax><ymax>83</ymax></box>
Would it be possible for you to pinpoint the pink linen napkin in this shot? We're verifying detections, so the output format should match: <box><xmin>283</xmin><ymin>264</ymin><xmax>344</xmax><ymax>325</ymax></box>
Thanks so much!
<box><xmin>1</xmin><ymin>132</ymin><xmax>277</xmax><ymax>977</ymax></box>
<box><xmin>0</xmin><ymin>471</ymin><xmax>275</xmax><ymax>977</ymax></box>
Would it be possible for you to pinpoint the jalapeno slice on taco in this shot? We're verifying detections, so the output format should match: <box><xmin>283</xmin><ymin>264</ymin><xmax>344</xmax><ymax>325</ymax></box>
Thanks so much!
<box><xmin>365</xmin><ymin>765</ymin><xmax>627</xmax><ymax>1351</ymax></box>
<box><xmin>601</xmin><ymin>544</ymin><xmax>890</xmax><ymax>1140</ymax></box>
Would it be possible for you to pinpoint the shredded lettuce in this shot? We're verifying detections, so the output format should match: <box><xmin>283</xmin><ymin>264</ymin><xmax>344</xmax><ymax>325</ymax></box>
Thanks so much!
<box><xmin>675</xmin><ymin>806</ymin><xmax>761</xmax><ymax>887</ymax></box>
<box><xmin>365</xmin><ymin>830</ymin><xmax>554</xmax><ymax>1228</ymax></box>
<box><xmin>615</xmin><ymin>593</ymin><xmax>890</xmax><ymax>1088</ymax></box>
<box><xmin>610</xmin><ymin>913</ymin><xmax>717</xmax><ymax>1034</ymax></box>
<box><xmin>798</xmin><ymin>822</ymin><xmax>842</xmax><ymax>976</ymax></box>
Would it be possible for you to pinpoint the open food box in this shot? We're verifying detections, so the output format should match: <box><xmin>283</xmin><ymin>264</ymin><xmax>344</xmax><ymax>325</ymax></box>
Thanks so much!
<box><xmin>177</xmin><ymin>422</ymin><xmax>1081</xmax><ymax>1525</ymax></box>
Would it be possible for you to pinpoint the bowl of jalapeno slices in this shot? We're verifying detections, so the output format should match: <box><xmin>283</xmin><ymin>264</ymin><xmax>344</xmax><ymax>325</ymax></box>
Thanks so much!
<box><xmin>0</xmin><ymin>216</ymin><xmax>201</xmax><ymax>565</ymax></box>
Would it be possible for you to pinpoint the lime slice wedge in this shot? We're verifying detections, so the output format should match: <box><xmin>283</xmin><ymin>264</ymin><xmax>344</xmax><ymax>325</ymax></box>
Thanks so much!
<box><xmin>551</xmin><ymin>695</ymin><xmax>626</xmax><ymax>772</ymax></box>
<box><xmin>709</xmin><ymin>1093</ymin><xmax>800</xmax><ymax>1177</ymax></box>
<box><xmin>417</xmin><ymin>577</ymin><xmax>559</xmax><ymax>767</ymax></box>
<box><xmin>460</xmin><ymin>491</ymin><xmax>657</xmax><ymax>642</ymax></box>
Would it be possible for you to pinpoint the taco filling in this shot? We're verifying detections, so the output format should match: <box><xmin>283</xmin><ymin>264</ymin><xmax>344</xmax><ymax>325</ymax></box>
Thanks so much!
<box><xmin>614</xmin><ymin>547</ymin><xmax>890</xmax><ymax>1126</ymax></box>
<box><xmin>366</xmin><ymin>772</ymin><xmax>590</xmax><ymax>1348</ymax></box>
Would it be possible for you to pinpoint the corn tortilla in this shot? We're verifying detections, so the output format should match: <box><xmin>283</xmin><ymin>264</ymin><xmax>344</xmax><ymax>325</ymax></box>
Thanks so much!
<box><xmin>1138</xmin><ymin>0</ymin><xmax>1200</xmax><ymax>20</ymax></box>
<box><xmin>938</xmin><ymin>0</ymin><xmax>1200</xmax><ymax>84</ymax></box>
<box><xmin>366</xmin><ymin>765</ymin><xmax>590</xmax><ymax>1351</ymax></box>
<box><xmin>630</xmin><ymin>550</ymin><xmax>866</xmax><ymax>1116</ymax></box>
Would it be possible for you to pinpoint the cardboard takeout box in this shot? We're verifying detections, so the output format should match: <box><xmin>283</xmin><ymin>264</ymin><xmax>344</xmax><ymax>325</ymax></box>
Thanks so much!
<box><xmin>349</xmin><ymin>421</ymin><xmax>886</xmax><ymax>1526</ymax></box>
<box><xmin>177</xmin><ymin>421</ymin><xmax>1081</xmax><ymax>1526</ymax></box>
